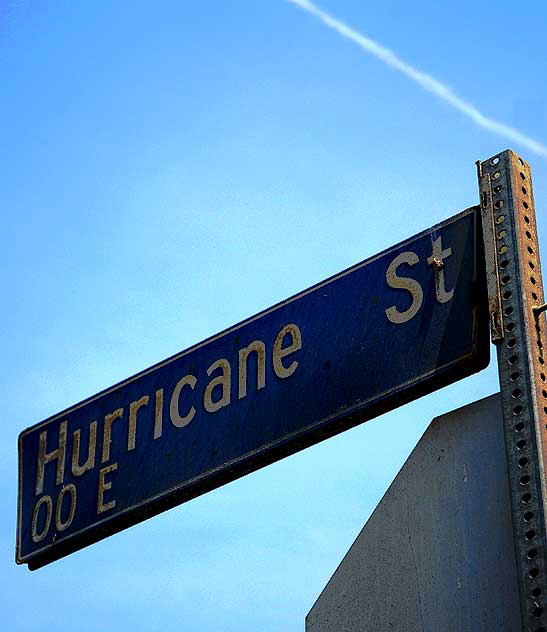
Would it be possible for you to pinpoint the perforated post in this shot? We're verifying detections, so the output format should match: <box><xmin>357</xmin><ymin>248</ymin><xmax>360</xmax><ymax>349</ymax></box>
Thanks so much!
<box><xmin>478</xmin><ymin>149</ymin><xmax>547</xmax><ymax>631</ymax></box>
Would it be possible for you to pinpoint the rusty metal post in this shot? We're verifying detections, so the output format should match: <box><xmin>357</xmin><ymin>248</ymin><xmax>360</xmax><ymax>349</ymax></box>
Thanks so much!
<box><xmin>478</xmin><ymin>149</ymin><xmax>547</xmax><ymax>631</ymax></box>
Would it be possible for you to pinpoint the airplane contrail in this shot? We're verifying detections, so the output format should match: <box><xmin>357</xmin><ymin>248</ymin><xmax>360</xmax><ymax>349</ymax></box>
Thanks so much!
<box><xmin>286</xmin><ymin>0</ymin><xmax>547</xmax><ymax>158</ymax></box>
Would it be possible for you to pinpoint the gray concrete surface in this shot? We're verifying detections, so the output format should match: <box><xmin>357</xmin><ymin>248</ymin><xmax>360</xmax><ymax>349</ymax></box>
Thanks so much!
<box><xmin>306</xmin><ymin>394</ymin><xmax>521</xmax><ymax>631</ymax></box>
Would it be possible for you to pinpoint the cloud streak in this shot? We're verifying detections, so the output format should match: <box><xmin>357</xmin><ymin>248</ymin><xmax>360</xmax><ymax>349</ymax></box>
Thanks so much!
<box><xmin>286</xmin><ymin>0</ymin><xmax>547</xmax><ymax>157</ymax></box>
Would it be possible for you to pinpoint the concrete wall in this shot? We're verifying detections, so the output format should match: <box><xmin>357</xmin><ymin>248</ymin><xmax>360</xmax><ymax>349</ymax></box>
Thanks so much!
<box><xmin>306</xmin><ymin>394</ymin><xmax>521</xmax><ymax>632</ymax></box>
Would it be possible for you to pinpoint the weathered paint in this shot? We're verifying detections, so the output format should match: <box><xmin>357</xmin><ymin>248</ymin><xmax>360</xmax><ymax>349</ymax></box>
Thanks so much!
<box><xmin>16</xmin><ymin>206</ymin><xmax>489</xmax><ymax>569</ymax></box>
<box><xmin>479</xmin><ymin>149</ymin><xmax>547</xmax><ymax>629</ymax></box>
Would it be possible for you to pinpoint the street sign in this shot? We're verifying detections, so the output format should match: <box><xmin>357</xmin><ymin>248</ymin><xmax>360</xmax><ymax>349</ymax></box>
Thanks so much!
<box><xmin>17</xmin><ymin>205</ymin><xmax>489</xmax><ymax>569</ymax></box>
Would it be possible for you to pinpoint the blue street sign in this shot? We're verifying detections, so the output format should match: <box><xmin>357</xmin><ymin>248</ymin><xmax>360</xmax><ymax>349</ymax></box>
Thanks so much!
<box><xmin>17</xmin><ymin>206</ymin><xmax>489</xmax><ymax>569</ymax></box>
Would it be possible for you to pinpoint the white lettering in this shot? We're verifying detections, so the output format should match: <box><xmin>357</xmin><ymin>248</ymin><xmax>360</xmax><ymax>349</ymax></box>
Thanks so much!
<box><xmin>31</xmin><ymin>495</ymin><xmax>53</xmax><ymax>543</ymax></box>
<box><xmin>273</xmin><ymin>324</ymin><xmax>302</xmax><ymax>379</ymax></box>
<box><xmin>427</xmin><ymin>236</ymin><xmax>454</xmax><ymax>304</ymax></box>
<box><xmin>204</xmin><ymin>359</ymin><xmax>231</xmax><ymax>413</ymax></box>
<box><xmin>55</xmin><ymin>483</ymin><xmax>77</xmax><ymax>531</ymax></box>
<box><xmin>239</xmin><ymin>340</ymin><xmax>266</xmax><ymax>399</ymax></box>
<box><xmin>97</xmin><ymin>463</ymin><xmax>117</xmax><ymax>514</ymax></box>
<box><xmin>36</xmin><ymin>421</ymin><xmax>67</xmax><ymax>495</ymax></box>
<box><xmin>385</xmin><ymin>251</ymin><xmax>423</xmax><ymax>324</ymax></box>
<box><xmin>170</xmin><ymin>376</ymin><xmax>197</xmax><ymax>428</ymax></box>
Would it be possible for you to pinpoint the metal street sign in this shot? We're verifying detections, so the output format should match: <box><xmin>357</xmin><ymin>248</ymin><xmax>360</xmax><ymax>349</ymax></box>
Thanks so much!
<box><xmin>17</xmin><ymin>205</ymin><xmax>489</xmax><ymax>569</ymax></box>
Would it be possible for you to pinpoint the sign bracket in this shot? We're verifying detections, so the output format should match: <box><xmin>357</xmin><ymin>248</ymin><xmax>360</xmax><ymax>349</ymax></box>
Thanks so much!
<box><xmin>478</xmin><ymin>149</ymin><xmax>547</xmax><ymax>631</ymax></box>
<box><xmin>477</xmin><ymin>159</ymin><xmax>505</xmax><ymax>342</ymax></box>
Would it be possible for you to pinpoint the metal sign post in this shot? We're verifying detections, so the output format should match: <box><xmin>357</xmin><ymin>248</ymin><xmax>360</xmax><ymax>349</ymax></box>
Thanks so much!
<box><xmin>478</xmin><ymin>149</ymin><xmax>547</xmax><ymax>631</ymax></box>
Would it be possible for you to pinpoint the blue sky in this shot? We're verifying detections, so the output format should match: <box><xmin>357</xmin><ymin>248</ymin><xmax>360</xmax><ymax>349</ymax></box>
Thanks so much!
<box><xmin>2</xmin><ymin>1</ymin><xmax>547</xmax><ymax>630</ymax></box>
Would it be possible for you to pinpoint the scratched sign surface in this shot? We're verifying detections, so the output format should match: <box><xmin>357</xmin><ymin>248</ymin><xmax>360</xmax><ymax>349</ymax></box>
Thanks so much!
<box><xmin>17</xmin><ymin>206</ymin><xmax>489</xmax><ymax>569</ymax></box>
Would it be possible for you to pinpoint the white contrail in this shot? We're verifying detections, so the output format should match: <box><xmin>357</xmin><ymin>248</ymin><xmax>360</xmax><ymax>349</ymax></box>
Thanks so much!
<box><xmin>286</xmin><ymin>0</ymin><xmax>547</xmax><ymax>158</ymax></box>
